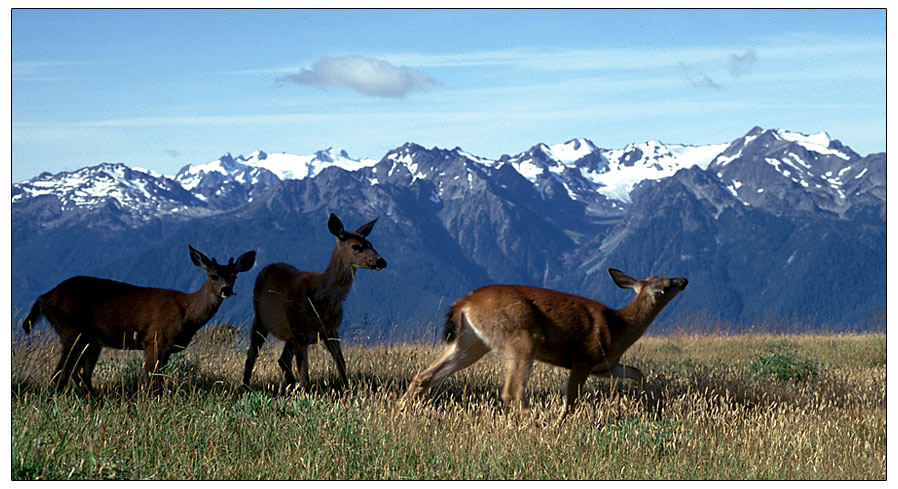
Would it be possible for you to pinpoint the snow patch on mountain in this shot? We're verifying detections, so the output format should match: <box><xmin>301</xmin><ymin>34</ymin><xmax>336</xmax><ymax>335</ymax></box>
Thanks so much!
<box><xmin>508</xmin><ymin>157</ymin><xmax>545</xmax><ymax>181</ymax></box>
<box><xmin>585</xmin><ymin>141</ymin><xmax>728</xmax><ymax>202</ymax></box>
<box><xmin>544</xmin><ymin>139</ymin><xmax>599</xmax><ymax>164</ymax></box>
<box><xmin>457</xmin><ymin>149</ymin><xmax>496</xmax><ymax>166</ymax></box>
<box><xmin>175</xmin><ymin>148</ymin><xmax>377</xmax><ymax>190</ymax></box>
<box><xmin>774</xmin><ymin>129</ymin><xmax>851</xmax><ymax>160</ymax></box>
<box><xmin>248</xmin><ymin>148</ymin><xmax>377</xmax><ymax>180</ymax></box>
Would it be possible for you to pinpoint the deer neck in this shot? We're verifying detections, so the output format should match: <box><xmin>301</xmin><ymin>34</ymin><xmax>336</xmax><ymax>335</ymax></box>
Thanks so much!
<box><xmin>614</xmin><ymin>291</ymin><xmax>664</xmax><ymax>346</ymax></box>
<box><xmin>184</xmin><ymin>280</ymin><xmax>224</xmax><ymax>331</ymax></box>
<box><xmin>311</xmin><ymin>247</ymin><xmax>356</xmax><ymax>309</ymax></box>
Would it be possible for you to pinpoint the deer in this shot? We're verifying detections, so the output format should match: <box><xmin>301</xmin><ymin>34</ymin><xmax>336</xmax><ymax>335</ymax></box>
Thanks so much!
<box><xmin>400</xmin><ymin>268</ymin><xmax>688</xmax><ymax>419</ymax></box>
<box><xmin>21</xmin><ymin>245</ymin><xmax>256</xmax><ymax>396</ymax></box>
<box><xmin>242</xmin><ymin>213</ymin><xmax>387</xmax><ymax>393</ymax></box>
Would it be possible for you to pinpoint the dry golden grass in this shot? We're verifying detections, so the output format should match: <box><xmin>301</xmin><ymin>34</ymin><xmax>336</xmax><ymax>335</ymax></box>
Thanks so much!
<box><xmin>11</xmin><ymin>326</ymin><xmax>886</xmax><ymax>480</ymax></box>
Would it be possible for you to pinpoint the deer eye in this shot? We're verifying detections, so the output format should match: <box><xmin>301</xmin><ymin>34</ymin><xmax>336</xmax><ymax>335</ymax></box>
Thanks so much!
<box><xmin>210</xmin><ymin>274</ymin><xmax>220</xmax><ymax>281</ymax></box>
<box><xmin>351</xmin><ymin>244</ymin><xmax>362</xmax><ymax>252</ymax></box>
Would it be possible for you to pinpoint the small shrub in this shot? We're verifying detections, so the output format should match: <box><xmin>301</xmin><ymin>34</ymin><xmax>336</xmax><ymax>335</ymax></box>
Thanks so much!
<box><xmin>748</xmin><ymin>350</ymin><xmax>820</xmax><ymax>382</ymax></box>
<box><xmin>95</xmin><ymin>352</ymin><xmax>198</xmax><ymax>392</ymax></box>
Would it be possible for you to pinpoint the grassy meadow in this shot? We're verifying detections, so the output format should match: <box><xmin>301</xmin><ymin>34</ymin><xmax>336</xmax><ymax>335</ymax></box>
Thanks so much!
<box><xmin>11</xmin><ymin>323</ymin><xmax>887</xmax><ymax>480</ymax></box>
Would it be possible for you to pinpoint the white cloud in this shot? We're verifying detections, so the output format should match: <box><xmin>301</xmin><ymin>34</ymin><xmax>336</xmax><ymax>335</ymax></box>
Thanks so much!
<box><xmin>279</xmin><ymin>55</ymin><xmax>435</xmax><ymax>98</ymax></box>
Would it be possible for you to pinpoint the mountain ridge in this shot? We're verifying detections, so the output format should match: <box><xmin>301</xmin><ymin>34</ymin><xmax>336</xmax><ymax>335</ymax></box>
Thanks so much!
<box><xmin>11</xmin><ymin>127</ymin><xmax>886</xmax><ymax>338</ymax></box>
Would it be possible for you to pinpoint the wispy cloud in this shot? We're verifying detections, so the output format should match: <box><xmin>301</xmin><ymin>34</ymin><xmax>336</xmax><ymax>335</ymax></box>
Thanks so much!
<box><xmin>12</xmin><ymin>60</ymin><xmax>78</xmax><ymax>76</ymax></box>
<box><xmin>388</xmin><ymin>46</ymin><xmax>733</xmax><ymax>72</ymax></box>
<box><xmin>163</xmin><ymin>149</ymin><xmax>181</xmax><ymax>158</ymax></box>
<box><xmin>390</xmin><ymin>33</ymin><xmax>881</xmax><ymax>71</ymax></box>
<box><xmin>728</xmin><ymin>49</ymin><xmax>758</xmax><ymax>77</ymax></box>
<box><xmin>12</xmin><ymin>60</ymin><xmax>108</xmax><ymax>81</ymax></box>
<box><xmin>278</xmin><ymin>55</ymin><xmax>435</xmax><ymax>98</ymax></box>
<box><xmin>678</xmin><ymin>62</ymin><xmax>720</xmax><ymax>90</ymax></box>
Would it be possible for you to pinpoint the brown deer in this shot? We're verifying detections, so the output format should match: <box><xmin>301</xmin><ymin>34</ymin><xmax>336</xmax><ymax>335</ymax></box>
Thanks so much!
<box><xmin>242</xmin><ymin>213</ymin><xmax>387</xmax><ymax>392</ymax></box>
<box><xmin>21</xmin><ymin>245</ymin><xmax>256</xmax><ymax>395</ymax></box>
<box><xmin>401</xmin><ymin>268</ymin><xmax>687</xmax><ymax>418</ymax></box>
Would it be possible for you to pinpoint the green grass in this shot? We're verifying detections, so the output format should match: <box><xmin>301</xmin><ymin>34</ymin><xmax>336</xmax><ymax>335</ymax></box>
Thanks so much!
<box><xmin>11</xmin><ymin>326</ymin><xmax>887</xmax><ymax>480</ymax></box>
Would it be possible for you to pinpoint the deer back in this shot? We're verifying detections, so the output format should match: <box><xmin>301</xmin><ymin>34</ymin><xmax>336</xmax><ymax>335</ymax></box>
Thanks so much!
<box><xmin>452</xmin><ymin>285</ymin><xmax>619</xmax><ymax>368</ymax></box>
<box><xmin>40</xmin><ymin>276</ymin><xmax>192</xmax><ymax>347</ymax></box>
<box><xmin>37</xmin><ymin>246</ymin><xmax>255</xmax><ymax>351</ymax></box>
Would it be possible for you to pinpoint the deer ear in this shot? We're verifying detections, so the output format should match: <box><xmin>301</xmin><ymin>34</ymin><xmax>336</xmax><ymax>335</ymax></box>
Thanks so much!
<box><xmin>189</xmin><ymin>245</ymin><xmax>213</xmax><ymax>270</ymax></box>
<box><xmin>355</xmin><ymin>217</ymin><xmax>378</xmax><ymax>237</ymax></box>
<box><xmin>328</xmin><ymin>213</ymin><xmax>346</xmax><ymax>240</ymax></box>
<box><xmin>608</xmin><ymin>268</ymin><xmax>638</xmax><ymax>290</ymax></box>
<box><xmin>234</xmin><ymin>250</ymin><xmax>256</xmax><ymax>273</ymax></box>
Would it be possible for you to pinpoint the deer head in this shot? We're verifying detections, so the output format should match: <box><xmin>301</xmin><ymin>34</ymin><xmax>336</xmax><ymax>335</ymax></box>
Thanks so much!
<box><xmin>327</xmin><ymin>213</ymin><xmax>387</xmax><ymax>271</ymax></box>
<box><xmin>189</xmin><ymin>245</ymin><xmax>257</xmax><ymax>298</ymax></box>
<box><xmin>609</xmin><ymin>268</ymin><xmax>688</xmax><ymax>309</ymax></box>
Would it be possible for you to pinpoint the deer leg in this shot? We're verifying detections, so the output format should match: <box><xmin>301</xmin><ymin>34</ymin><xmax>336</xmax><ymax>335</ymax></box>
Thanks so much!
<box><xmin>242</xmin><ymin>326</ymin><xmax>267</xmax><ymax>391</ymax></box>
<box><xmin>322</xmin><ymin>336</ymin><xmax>348</xmax><ymax>387</ymax></box>
<box><xmin>51</xmin><ymin>337</ymin><xmax>74</xmax><ymax>391</ymax></box>
<box><xmin>74</xmin><ymin>342</ymin><xmax>102</xmax><ymax>397</ymax></box>
<box><xmin>611</xmin><ymin>364</ymin><xmax>645</xmax><ymax>384</ymax></box>
<box><xmin>593</xmin><ymin>363</ymin><xmax>659</xmax><ymax>416</ymax></box>
<box><xmin>52</xmin><ymin>334</ymin><xmax>87</xmax><ymax>393</ymax></box>
<box><xmin>143</xmin><ymin>344</ymin><xmax>172</xmax><ymax>395</ymax></box>
<box><xmin>496</xmin><ymin>330</ymin><xmax>537</xmax><ymax>412</ymax></box>
<box><xmin>402</xmin><ymin>326</ymin><xmax>491</xmax><ymax>402</ymax></box>
<box><xmin>142</xmin><ymin>348</ymin><xmax>158</xmax><ymax>392</ymax></box>
<box><xmin>500</xmin><ymin>356</ymin><xmax>534</xmax><ymax>412</ymax></box>
<box><xmin>561</xmin><ymin>364</ymin><xmax>593</xmax><ymax>420</ymax></box>
<box><xmin>278</xmin><ymin>341</ymin><xmax>297</xmax><ymax>386</ymax></box>
<box><xmin>295</xmin><ymin>343</ymin><xmax>310</xmax><ymax>390</ymax></box>
<box><xmin>591</xmin><ymin>363</ymin><xmax>646</xmax><ymax>385</ymax></box>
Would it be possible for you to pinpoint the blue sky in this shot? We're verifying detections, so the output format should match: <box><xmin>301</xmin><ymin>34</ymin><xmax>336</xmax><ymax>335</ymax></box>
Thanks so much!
<box><xmin>11</xmin><ymin>9</ymin><xmax>886</xmax><ymax>182</ymax></box>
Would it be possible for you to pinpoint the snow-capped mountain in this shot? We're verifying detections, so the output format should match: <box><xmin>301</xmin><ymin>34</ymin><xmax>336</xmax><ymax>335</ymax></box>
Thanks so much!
<box><xmin>709</xmin><ymin>127</ymin><xmax>882</xmax><ymax>218</ymax></box>
<box><xmin>174</xmin><ymin>148</ymin><xmax>375</xmax><ymax>188</ymax></box>
<box><xmin>11</xmin><ymin>162</ymin><xmax>211</xmax><ymax>228</ymax></box>
<box><xmin>365</xmin><ymin>137</ymin><xmax>730</xmax><ymax>213</ymax></box>
<box><xmin>13</xmin><ymin>163</ymin><xmax>194</xmax><ymax>209</ymax></box>
<box><xmin>493</xmin><ymin>138</ymin><xmax>730</xmax><ymax>205</ymax></box>
<box><xmin>171</xmin><ymin>148</ymin><xmax>378</xmax><ymax>209</ymax></box>
<box><xmin>20</xmin><ymin>129</ymin><xmax>873</xmax><ymax>221</ymax></box>
<box><xmin>12</xmin><ymin>128</ymin><xmax>884</xmax><ymax>228</ymax></box>
<box><xmin>249</xmin><ymin>148</ymin><xmax>378</xmax><ymax>180</ymax></box>
<box><xmin>11</xmin><ymin>127</ymin><xmax>886</xmax><ymax>332</ymax></box>
<box><xmin>595</xmin><ymin>140</ymin><xmax>730</xmax><ymax>202</ymax></box>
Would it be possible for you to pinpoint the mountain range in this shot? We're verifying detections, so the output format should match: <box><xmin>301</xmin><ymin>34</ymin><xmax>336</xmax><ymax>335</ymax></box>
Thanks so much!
<box><xmin>11</xmin><ymin>127</ymin><xmax>886</xmax><ymax>341</ymax></box>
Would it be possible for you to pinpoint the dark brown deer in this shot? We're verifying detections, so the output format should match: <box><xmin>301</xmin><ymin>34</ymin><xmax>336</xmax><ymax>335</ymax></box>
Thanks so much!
<box><xmin>21</xmin><ymin>246</ymin><xmax>256</xmax><ymax>395</ymax></box>
<box><xmin>242</xmin><ymin>213</ymin><xmax>387</xmax><ymax>392</ymax></box>
<box><xmin>401</xmin><ymin>269</ymin><xmax>687</xmax><ymax>419</ymax></box>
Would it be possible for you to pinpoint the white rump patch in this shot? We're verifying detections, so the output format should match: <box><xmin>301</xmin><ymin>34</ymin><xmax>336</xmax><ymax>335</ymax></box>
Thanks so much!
<box><xmin>460</xmin><ymin>308</ymin><xmax>495</xmax><ymax>350</ymax></box>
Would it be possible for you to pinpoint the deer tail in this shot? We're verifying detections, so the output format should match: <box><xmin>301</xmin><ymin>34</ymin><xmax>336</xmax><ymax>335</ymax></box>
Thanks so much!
<box><xmin>442</xmin><ymin>304</ymin><xmax>463</xmax><ymax>343</ymax></box>
<box><xmin>22</xmin><ymin>298</ymin><xmax>43</xmax><ymax>334</ymax></box>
